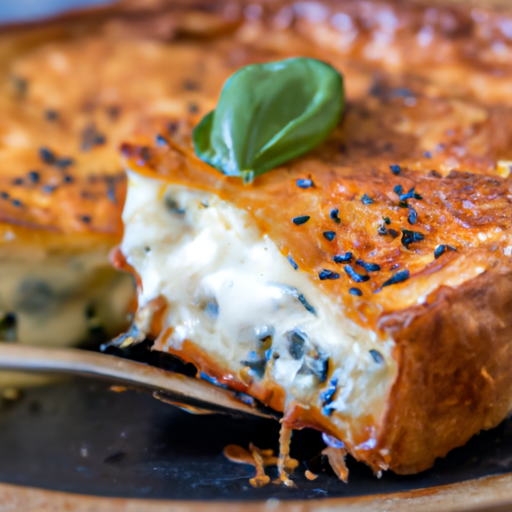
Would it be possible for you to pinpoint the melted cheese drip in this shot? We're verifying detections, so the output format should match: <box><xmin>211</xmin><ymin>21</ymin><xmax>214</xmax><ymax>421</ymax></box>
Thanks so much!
<box><xmin>122</xmin><ymin>171</ymin><xmax>398</xmax><ymax>446</ymax></box>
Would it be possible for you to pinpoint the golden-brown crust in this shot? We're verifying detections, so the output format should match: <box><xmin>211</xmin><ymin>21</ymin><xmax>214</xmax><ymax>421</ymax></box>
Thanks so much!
<box><xmin>377</xmin><ymin>260</ymin><xmax>512</xmax><ymax>473</ymax></box>
<box><xmin>7</xmin><ymin>0</ymin><xmax>512</xmax><ymax>475</ymax></box>
<box><xmin>115</xmin><ymin>0</ymin><xmax>512</xmax><ymax>474</ymax></box>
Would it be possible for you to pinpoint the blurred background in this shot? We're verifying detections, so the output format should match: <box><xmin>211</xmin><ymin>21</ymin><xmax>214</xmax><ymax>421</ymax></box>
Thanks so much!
<box><xmin>0</xmin><ymin>0</ymin><xmax>114</xmax><ymax>25</ymax></box>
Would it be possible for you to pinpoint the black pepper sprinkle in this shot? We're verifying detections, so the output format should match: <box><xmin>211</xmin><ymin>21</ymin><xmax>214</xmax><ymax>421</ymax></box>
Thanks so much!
<box><xmin>287</xmin><ymin>254</ymin><xmax>298</xmax><ymax>270</ymax></box>
<box><xmin>80</xmin><ymin>215</ymin><xmax>91</xmax><ymax>223</ymax></box>
<box><xmin>388</xmin><ymin>228</ymin><xmax>400</xmax><ymax>238</ymax></box>
<box><xmin>42</xmin><ymin>185</ymin><xmax>57</xmax><ymax>194</ymax></box>
<box><xmin>383</xmin><ymin>216</ymin><xmax>391</xmax><ymax>225</ymax></box>
<box><xmin>298</xmin><ymin>294</ymin><xmax>316</xmax><ymax>315</ymax></box>
<box><xmin>28</xmin><ymin>171</ymin><xmax>40</xmax><ymax>183</ymax></box>
<box><xmin>389</xmin><ymin>164</ymin><xmax>401</xmax><ymax>175</ymax></box>
<box><xmin>13</xmin><ymin>178</ymin><xmax>23</xmax><ymax>185</ymax></box>
<box><xmin>39</xmin><ymin>147</ymin><xmax>55</xmax><ymax>164</ymax></box>
<box><xmin>63</xmin><ymin>175</ymin><xmax>73</xmax><ymax>184</ymax></box>
<box><xmin>356</xmin><ymin>259</ymin><xmax>381</xmax><ymax>272</ymax></box>
<box><xmin>369</xmin><ymin>349</ymin><xmax>384</xmax><ymax>364</ymax></box>
<box><xmin>292</xmin><ymin>215</ymin><xmax>310</xmax><ymax>225</ymax></box>
<box><xmin>323</xmin><ymin>231</ymin><xmax>336</xmax><ymax>242</ymax></box>
<box><xmin>401</xmin><ymin>229</ymin><xmax>425</xmax><ymax>248</ymax></box>
<box><xmin>188</xmin><ymin>103</ymin><xmax>199</xmax><ymax>114</ymax></box>
<box><xmin>378</xmin><ymin>225</ymin><xmax>388</xmax><ymax>236</ymax></box>
<box><xmin>434</xmin><ymin>245</ymin><xmax>457</xmax><ymax>259</ymax></box>
<box><xmin>296</xmin><ymin>178</ymin><xmax>314</xmax><ymax>189</ymax></box>
<box><xmin>319</xmin><ymin>269</ymin><xmax>340</xmax><ymax>280</ymax></box>
<box><xmin>344</xmin><ymin>265</ymin><xmax>370</xmax><ymax>283</ymax></box>
<box><xmin>11</xmin><ymin>199</ymin><xmax>22</xmax><ymax>207</ymax></box>
<box><xmin>380</xmin><ymin>269</ymin><xmax>410</xmax><ymax>289</ymax></box>
<box><xmin>330</xmin><ymin>208</ymin><xmax>341</xmax><ymax>224</ymax></box>
<box><xmin>1</xmin><ymin>192</ymin><xmax>9</xmax><ymax>199</ymax></box>
<box><xmin>333</xmin><ymin>252</ymin><xmax>352</xmax><ymax>264</ymax></box>
<box><xmin>360</xmin><ymin>193</ymin><xmax>374</xmax><ymax>205</ymax></box>
<box><xmin>349</xmin><ymin>287</ymin><xmax>362</xmax><ymax>296</ymax></box>
<box><xmin>424</xmin><ymin>151</ymin><xmax>432</xmax><ymax>158</ymax></box>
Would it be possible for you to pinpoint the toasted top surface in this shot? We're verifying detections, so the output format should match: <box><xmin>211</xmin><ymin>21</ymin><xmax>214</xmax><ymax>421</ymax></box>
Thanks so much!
<box><xmin>2</xmin><ymin>0</ymin><xmax>512</xmax><ymax>251</ymax></box>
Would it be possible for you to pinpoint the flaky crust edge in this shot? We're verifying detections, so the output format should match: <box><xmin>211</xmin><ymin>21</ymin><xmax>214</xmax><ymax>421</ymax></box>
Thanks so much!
<box><xmin>378</xmin><ymin>257</ymin><xmax>512</xmax><ymax>474</ymax></box>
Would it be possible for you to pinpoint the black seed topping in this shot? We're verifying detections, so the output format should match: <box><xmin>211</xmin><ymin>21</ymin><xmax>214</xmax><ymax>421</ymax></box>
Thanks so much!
<box><xmin>241</xmin><ymin>357</ymin><xmax>266</xmax><ymax>379</ymax></box>
<box><xmin>45</xmin><ymin>109</ymin><xmax>58</xmax><ymax>121</ymax></box>
<box><xmin>298</xmin><ymin>294</ymin><xmax>316</xmax><ymax>315</ymax></box>
<box><xmin>13</xmin><ymin>178</ymin><xmax>23</xmax><ymax>185</ymax></box>
<box><xmin>434</xmin><ymin>245</ymin><xmax>457</xmax><ymax>259</ymax></box>
<box><xmin>401</xmin><ymin>229</ymin><xmax>425</xmax><ymax>248</ymax></box>
<box><xmin>349</xmin><ymin>287</ymin><xmax>362</xmax><ymax>296</ymax></box>
<box><xmin>287</xmin><ymin>254</ymin><xmax>298</xmax><ymax>270</ymax></box>
<box><xmin>12</xmin><ymin>199</ymin><xmax>22</xmax><ymax>207</ymax></box>
<box><xmin>383</xmin><ymin>216</ymin><xmax>391</xmax><ymax>225</ymax></box>
<box><xmin>80</xmin><ymin>215</ymin><xmax>91</xmax><ymax>223</ymax></box>
<box><xmin>107</xmin><ymin>186</ymin><xmax>116</xmax><ymax>203</ymax></box>
<box><xmin>28</xmin><ymin>171</ymin><xmax>40</xmax><ymax>183</ymax></box>
<box><xmin>408</xmin><ymin>207</ymin><xmax>418</xmax><ymax>225</ymax></box>
<box><xmin>356</xmin><ymin>259</ymin><xmax>381</xmax><ymax>272</ymax></box>
<box><xmin>323</xmin><ymin>231</ymin><xmax>336</xmax><ymax>242</ymax></box>
<box><xmin>292</xmin><ymin>215</ymin><xmax>310</xmax><ymax>225</ymax></box>
<box><xmin>389</xmin><ymin>164</ymin><xmax>401</xmax><ymax>175</ymax></box>
<box><xmin>1</xmin><ymin>192</ymin><xmax>9</xmax><ymax>199</ymax></box>
<box><xmin>54</xmin><ymin>157</ymin><xmax>74</xmax><ymax>169</ymax></box>
<box><xmin>321</xmin><ymin>374</ymin><xmax>338</xmax><ymax>416</ymax></box>
<box><xmin>167</xmin><ymin>121</ymin><xmax>178</xmax><ymax>134</ymax></box>
<box><xmin>424</xmin><ymin>151</ymin><xmax>432</xmax><ymax>158</ymax></box>
<box><xmin>333</xmin><ymin>252</ymin><xmax>352</xmax><ymax>264</ymax></box>
<box><xmin>183</xmin><ymin>80</ymin><xmax>199</xmax><ymax>91</ymax></box>
<box><xmin>388</xmin><ymin>228</ymin><xmax>400</xmax><ymax>238</ymax></box>
<box><xmin>288</xmin><ymin>330</ymin><xmax>306</xmax><ymax>359</ymax></box>
<box><xmin>319</xmin><ymin>269</ymin><xmax>340</xmax><ymax>280</ymax></box>
<box><xmin>360</xmin><ymin>193</ymin><xmax>374</xmax><ymax>205</ymax></box>
<box><xmin>63</xmin><ymin>175</ymin><xmax>73</xmax><ymax>183</ymax></box>
<box><xmin>155</xmin><ymin>134</ymin><xmax>167</xmax><ymax>146</ymax></box>
<box><xmin>81</xmin><ymin>123</ymin><xmax>106</xmax><ymax>151</ymax></box>
<box><xmin>39</xmin><ymin>147</ymin><xmax>55</xmax><ymax>164</ymax></box>
<box><xmin>344</xmin><ymin>265</ymin><xmax>370</xmax><ymax>283</ymax></box>
<box><xmin>394</xmin><ymin>185</ymin><xmax>422</xmax><ymax>202</ymax></box>
<box><xmin>205</xmin><ymin>302</ymin><xmax>219</xmax><ymax>319</ymax></box>
<box><xmin>330</xmin><ymin>208</ymin><xmax>341</xmax><ymax>224</ymax></box>
<box><xmin>296</xmin><ymin>178</ymin><xmax>314</xmax><ymax>189</ymax></box>
<box><xmin>165</xmin><ymin>197</ymin><xmax>185</xmax><ymax>215</ymax></box>
<box><xmin>380</xmin><ymin>269</ymin><xmax>410</xmax><ymax>289</ymax></box>
<box><xmin>369</xmin><ymin>349</ymin><xmax>384</xmax><ymax>364</ymax></box>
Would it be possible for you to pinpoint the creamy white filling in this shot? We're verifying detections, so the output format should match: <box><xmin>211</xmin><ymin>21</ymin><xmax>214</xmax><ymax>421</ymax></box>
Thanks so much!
<box><xmin>122</xmin><ymin>171</ymin><xmax>397</xmax><ymax>444</ymax></box>
<box><xmin>0</xmin><ymin>249</ymin><xmax>134</xmax><ymax>347</ymax></box>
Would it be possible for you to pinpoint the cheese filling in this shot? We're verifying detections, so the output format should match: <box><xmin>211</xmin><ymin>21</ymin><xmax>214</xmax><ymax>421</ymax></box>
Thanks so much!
<box><xmin>0</xmin><ymin>248</ymin><xmax>133</xmax><ymax>347</ymax></box>
<box><xmin>122</xmin><ymin>171</ymin><xmax>397</xmax><ymax>447</ymax></box>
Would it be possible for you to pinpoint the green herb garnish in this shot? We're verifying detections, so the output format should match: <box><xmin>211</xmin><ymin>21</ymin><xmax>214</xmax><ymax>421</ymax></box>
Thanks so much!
<box><xmin>192</xmin><ymin>57</ymin><xmax>344</xmax><ymax>183</ymax></box>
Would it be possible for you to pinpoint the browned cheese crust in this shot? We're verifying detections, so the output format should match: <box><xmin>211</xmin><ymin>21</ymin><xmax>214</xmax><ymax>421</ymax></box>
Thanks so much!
<box><xmin>117</xmin><ymin>0</ymin><xmax>512</xmax><ymax>474</ymax></box>
<box><xmin>4</xmin><ymin>0</ymin><xmax>512</xmax><ymax>473</ymax></box>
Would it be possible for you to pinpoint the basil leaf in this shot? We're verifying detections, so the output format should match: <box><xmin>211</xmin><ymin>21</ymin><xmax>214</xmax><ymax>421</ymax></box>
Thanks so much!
<box><xmin>193</xmin><ymin>57</ymin><xmax>344</xmax><ymax>182</ymax></box>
